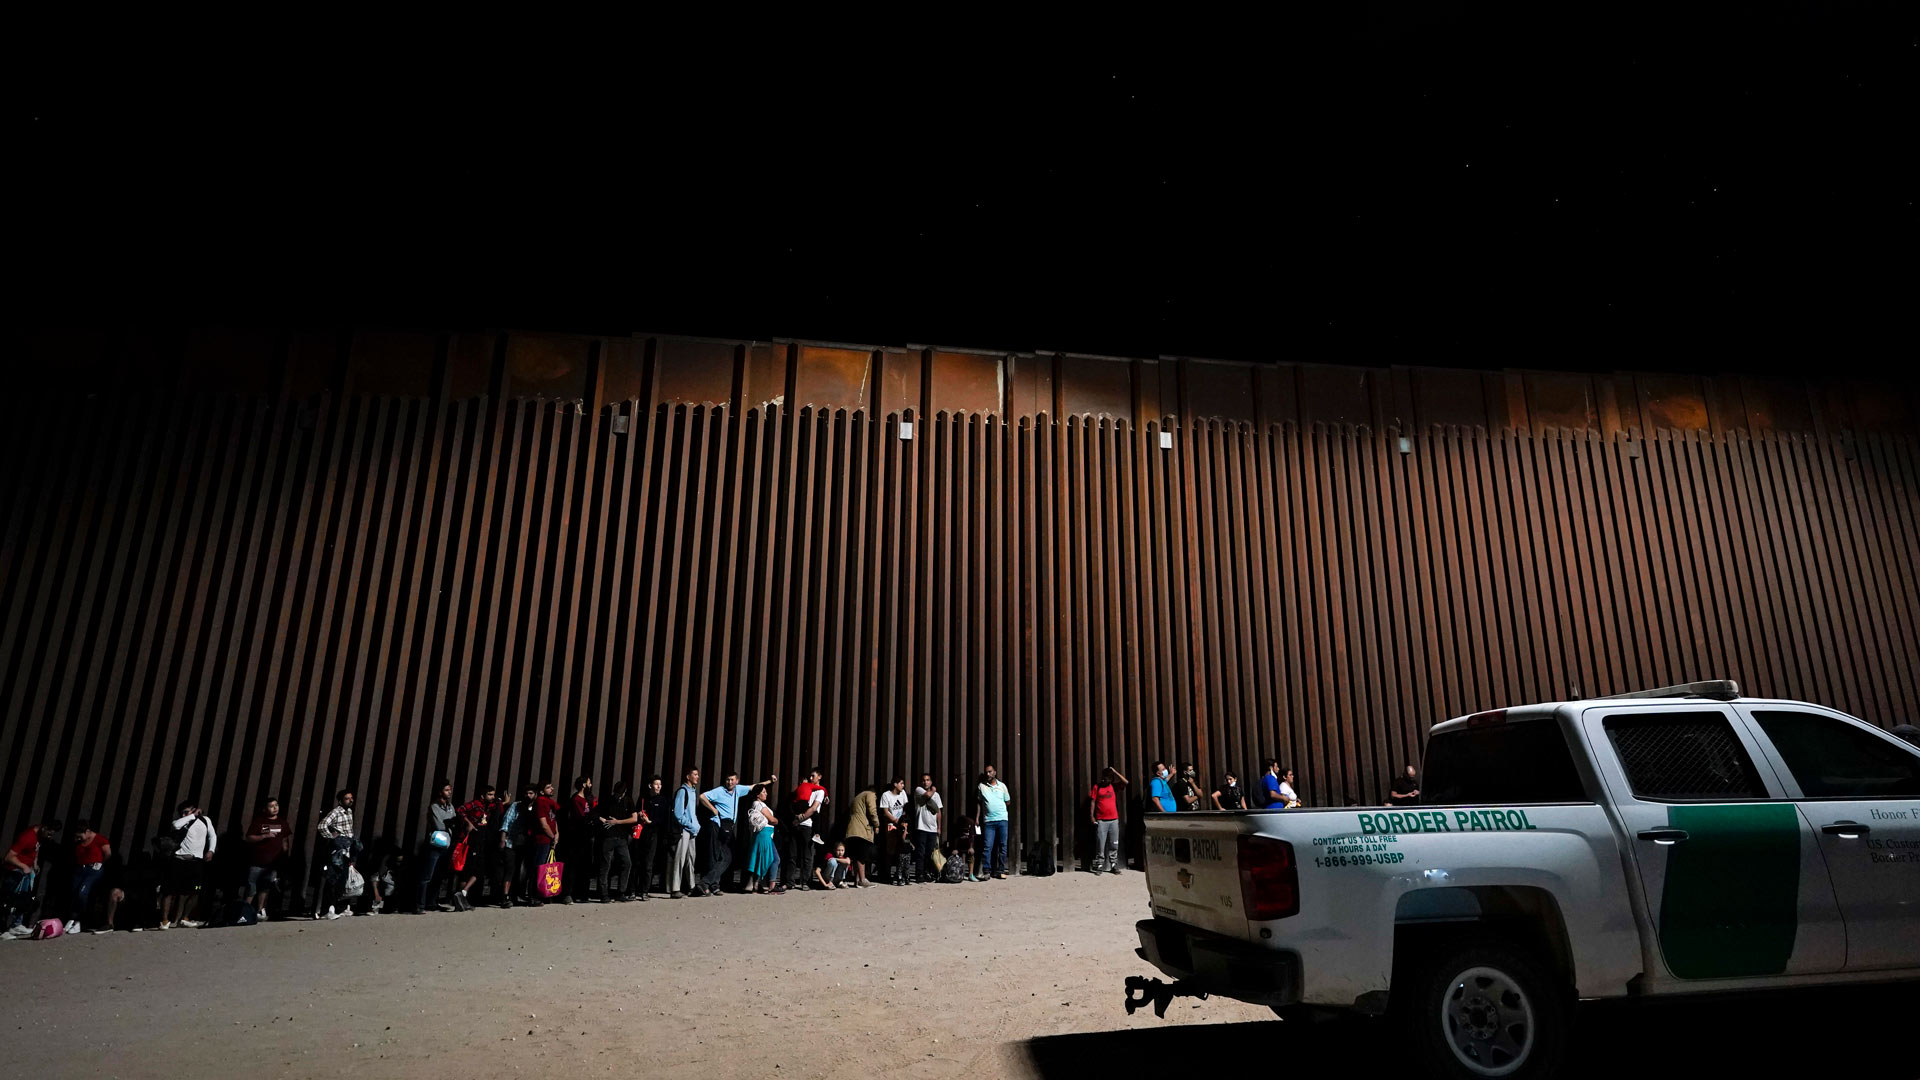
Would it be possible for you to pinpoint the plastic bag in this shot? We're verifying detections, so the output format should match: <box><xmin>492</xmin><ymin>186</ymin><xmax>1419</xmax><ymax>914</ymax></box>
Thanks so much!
<box><xmin>340</xmin><ymin>865</ymin><xmax>365</xmax><ymax>900</ymax></box>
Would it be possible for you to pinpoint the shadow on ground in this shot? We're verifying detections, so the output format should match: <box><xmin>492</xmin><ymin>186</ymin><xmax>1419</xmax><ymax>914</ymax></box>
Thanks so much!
<box><xmin>1024</xmin><ymin>982</ymin><xmax>1918</xmax><ymax>1078</ymax></box>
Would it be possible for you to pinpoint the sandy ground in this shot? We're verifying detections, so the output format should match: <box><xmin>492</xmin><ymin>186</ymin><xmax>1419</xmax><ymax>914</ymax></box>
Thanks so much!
<box><xmin>0</xmin><ymin>871</ymin><xmax>1268</xmax><ymax>1079</ymax></box>
<box><xmin>4</xmin><ymin>871</ymin><xmax>1915</xmax><ymax>1079</ymax></box>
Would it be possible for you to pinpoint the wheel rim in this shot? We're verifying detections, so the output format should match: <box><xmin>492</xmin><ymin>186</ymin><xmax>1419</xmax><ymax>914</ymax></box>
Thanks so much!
<box><xmin>1439</xmin><ymin>964</ymin><xmax>1535</xmax><ymax>1077</ymax></box>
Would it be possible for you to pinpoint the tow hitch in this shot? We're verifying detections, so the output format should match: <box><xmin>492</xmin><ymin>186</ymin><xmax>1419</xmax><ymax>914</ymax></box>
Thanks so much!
<box><xmin>1123</xmin><ymin>975</ymin><xmax>1209</xmax><ymax>1019</ymax></box>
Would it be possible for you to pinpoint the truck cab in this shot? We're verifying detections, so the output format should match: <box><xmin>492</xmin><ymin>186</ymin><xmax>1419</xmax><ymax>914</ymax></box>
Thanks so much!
<box><xmin>1127</xmin><ymin>681</ymin><xmax>1920</xmax><ymax>1078</ymax></box>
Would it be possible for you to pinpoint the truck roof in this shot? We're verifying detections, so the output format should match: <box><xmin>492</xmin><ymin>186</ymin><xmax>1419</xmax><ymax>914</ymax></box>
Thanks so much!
<box><xmin>1427</xmin><ymin>679</ymin><xmax>1829</xmax><ymax>736</ymax></box>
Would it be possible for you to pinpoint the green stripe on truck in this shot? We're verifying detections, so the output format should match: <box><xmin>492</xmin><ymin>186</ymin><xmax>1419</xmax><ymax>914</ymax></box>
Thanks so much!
<box><xmin>1659</xmin><ymin>803</ymin><xmax>1800</xmax><ymax>979</ymax></box>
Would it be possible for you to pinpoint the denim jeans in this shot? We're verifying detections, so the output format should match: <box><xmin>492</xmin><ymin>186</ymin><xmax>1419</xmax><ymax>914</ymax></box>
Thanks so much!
<box><xmin>982</xmin><ymin>819</ymin><xmax>1009</xmax><ymax>875</ymax></box>
<box><xmin>416</xmin><ymin>845</ymin><xmax>445</xmax><ymax>911</ymax></box>
<box><xmin>71</xmin><ymin>865</ymin><xmax>104</xmax><ymax>916</ymax></box>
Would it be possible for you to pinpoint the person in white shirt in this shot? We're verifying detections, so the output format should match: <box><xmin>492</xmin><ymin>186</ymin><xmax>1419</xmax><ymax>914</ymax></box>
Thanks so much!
<box><xmin>159</xmin><ymin>799</ymin><xmax>216</xmax><ymax>929</ymax></box>
<box><xmin>911</xmin><ymin>773</ymin><xmax>944</xmax><ymax>883</ymax></box>
<box><xmin>878</xmin><ymin>778</ymin><xmax>911</xmax><ymax>885</ymax></box>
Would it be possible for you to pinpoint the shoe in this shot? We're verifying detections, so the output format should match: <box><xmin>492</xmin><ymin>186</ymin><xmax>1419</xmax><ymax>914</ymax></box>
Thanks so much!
<box><xmin>498</xmin><ymin>902</ymin><xmax>512</xmax><ymax>910</ymax></box>
<box><xmin>66</xmin><ymin>921</ymin><xmax>81</xmax><ymax>934</ymax></box>
<box><xmin>1108</xmin><ymin>867</ymin><xmax>1122</xmax><ymax>875</ymax></box>
<box><xmin>558</xmin><ymin>896</ymin><xmax>574</xmax><ymax>905</ymax></box>
<box><xmin>155</xmin><ymin>921</ymin><xmax>173</xmax><ymax>930</ymax></box>
<box><xmin>2</xmin><ymin>925</ymin><xmax>34</xmax><ymax>939</ymax></box>
<box><xmin>179</xmin><ymin>919</ymin><xmax>206</xmax><ymax>928</ymax></box>
<box><xmin>92</xmin><ymin>927</ymin><xmax>114</xmax><ymax>934</ymax></box>
<box><xmin>637</xmin><ymin>894</ymin><xmax>650</xmax><ymax>902</ymax></box>
<box><xmin>326</xmin><ymin>909</ymin><xmax>343</xmax><ymax>921</ymax></box>
<box><xmin>669</xmin><ymin>892</ymin><xmax>683</xmax><ymax>900</ymax></box>
<box><xmin>352</xmin><ymin>910</ymin><xmax>370</xmax><ymax>916</ymax></box>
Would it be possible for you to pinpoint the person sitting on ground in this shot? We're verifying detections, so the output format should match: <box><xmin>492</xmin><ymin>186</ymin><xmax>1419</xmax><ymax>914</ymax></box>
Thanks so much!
<box><xmin>243</xmin><ymin>797</ymin><xmax>287</xmax><ymax>921</ymax></box>
<box><xmin>159</xmin><ymin>800</ymin><xmax>215</xmax><ymax>929</ymax></box>
<box><xmin>744</xmin><ymin>784</ymin><xmax>781</xmax><ymax>895</ymax></box>
<box><xmin>1210</xmin><ymin>771</ymin><xmax>1243</xmax><ymax>810</ymax></box>
<box><xmin>814</xmin><ymin>841</ymin><xmax>853</xmax><ymax>889</ymax></box>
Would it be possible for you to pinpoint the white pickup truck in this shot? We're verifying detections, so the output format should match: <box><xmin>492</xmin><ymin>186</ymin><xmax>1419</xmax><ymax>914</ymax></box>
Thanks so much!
<box><xmin>1126</xmin><ymin>681</ymin><xmax>1920</xmax><ymax>1078</ymax></box>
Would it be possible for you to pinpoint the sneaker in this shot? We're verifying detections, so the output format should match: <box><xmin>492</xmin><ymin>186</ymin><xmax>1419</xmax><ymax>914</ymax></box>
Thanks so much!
<box><xmin>92</xmin><ymin>927</ymin><xmax>114</xmax><ymax>934</ymax></box>
<box><xmin>179</xmin><ymin>919</ymin><xmax>206</xmax><ymax>928</ymax></box>
<box><xmin>669</xmin><ymin>892</ymin><xmax>683</xmax><ymax>900</ymax></box>
<box><xmin>2</xmin><ymin>925</ymin><xmax>34</xmax><ymax>940</ymax></box>
<box><xmin>325</xmin><ymin>909</ymin><xmax>343</xmax><ymax>921</ymax></box>
<box><xmin>1108</xmin><ymin>867</ymin><xmax>1122</xmax><ymax>875</ymax></box>
<box><xmin>66</xmin><ymin>921</ymin><xmax>81</xmax><ymax>934</ymax></box>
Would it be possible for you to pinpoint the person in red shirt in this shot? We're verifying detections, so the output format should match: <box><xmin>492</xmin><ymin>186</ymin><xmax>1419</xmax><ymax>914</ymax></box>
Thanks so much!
<box><xmin>527</xmin><ymin>781</ymin><xmax>561</xmax><ymax>906</ymax></box>
<box><xmin>455</xmin><ymin>784</ymin><xmax>503</xmax><ymax>908</ymax></box>
<box><xmin>784</xmin><ymin>768</ymin><xmax>828</xmax><ymax>891</ymax></box>
<box><xmin>4</xmin><ymin>818</ymin><xmax>62</xmax><ymax>935</ymax></box>
<box><xmin>69</xmin><ymin>819</ymin><xmax>113</xmax><ymax>926</ymax></box>
<box><xmin>1089</xmin><ymin>767</ymin><xmax>1128</xmax><ymax>875</ymax></box>
<box><xmin>243</xmin><ymin>798</ymin><xmax>289</xmax><ymax>920</ymax></box>
<box><xmin>564</xmin><ymin>775</ymin><xmax>597</xmax><ymax>903</ymax></box>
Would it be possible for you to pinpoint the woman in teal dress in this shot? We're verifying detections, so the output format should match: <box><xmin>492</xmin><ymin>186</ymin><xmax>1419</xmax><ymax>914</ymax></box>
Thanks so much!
<box><xmin>745</xmin><ymin>784</ymin><xmax>782</xmax><ymax>894</ymax></box>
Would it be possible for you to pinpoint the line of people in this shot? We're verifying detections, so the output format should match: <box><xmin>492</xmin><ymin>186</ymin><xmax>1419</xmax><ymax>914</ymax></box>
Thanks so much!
<box><xmin>3</xmin><ymin>762</ymin><xmax>1026</xmax><ymax>936</ymax></box>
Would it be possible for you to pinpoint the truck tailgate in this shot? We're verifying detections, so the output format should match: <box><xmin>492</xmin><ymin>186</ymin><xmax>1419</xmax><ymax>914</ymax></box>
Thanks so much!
<box><xmin>1145</xmin><ymin>815</ymin><xmax>1248</xmax><ymax>937</ymax></box>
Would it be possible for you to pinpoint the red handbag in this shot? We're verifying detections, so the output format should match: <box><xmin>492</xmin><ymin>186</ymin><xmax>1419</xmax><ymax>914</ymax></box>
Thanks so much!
<box><xmin>536</xmin><ymin>852</ymin><xmax>564</xmax><ymax>898</ymax></box>
<box><xmin>450</xmin><ymin>833</ymin><xmax>470</xmax><ymax>873</ymax></box>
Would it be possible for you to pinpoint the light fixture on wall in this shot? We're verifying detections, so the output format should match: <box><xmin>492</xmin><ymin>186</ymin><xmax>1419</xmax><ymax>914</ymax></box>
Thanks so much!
<box><xmin>899</xmin><ymin>421</ymin><xmax>915</xmax><ymax>441</ymax></box>
<box><xmin>1397</xmin><ymin>436</ymin><xmax>1412</xmax><ymax>454</ymax></box>
<box><xmin>1159</xmin><ymin>431</ymin><xmax>1174</xmax><ymax>449</ymax></box>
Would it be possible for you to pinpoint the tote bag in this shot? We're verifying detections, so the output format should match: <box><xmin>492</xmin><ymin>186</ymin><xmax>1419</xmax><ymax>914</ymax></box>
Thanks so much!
<box><xmin>536</xmin><ymin>851</ymin><xmax>564</xmax><ymax>898</ymax></box>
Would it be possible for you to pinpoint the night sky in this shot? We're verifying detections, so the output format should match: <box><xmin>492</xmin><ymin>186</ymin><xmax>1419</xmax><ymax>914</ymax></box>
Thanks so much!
<box><xmin>19</xmin><ymin>7</ymin><xmax>1915</xmax><ymax>376</ymax></box>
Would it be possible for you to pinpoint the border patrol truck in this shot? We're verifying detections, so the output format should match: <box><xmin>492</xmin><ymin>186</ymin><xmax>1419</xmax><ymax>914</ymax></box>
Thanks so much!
<box><xmin>1125</xmin><ymin>681</ymin><xmax>1920</xmax><ymax>1078</ymax></box>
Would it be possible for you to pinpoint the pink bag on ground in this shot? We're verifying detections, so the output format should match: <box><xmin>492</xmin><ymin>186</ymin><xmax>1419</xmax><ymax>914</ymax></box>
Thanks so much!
<box><xmin>32</xmin><ymin>919</ymin><xmax>64</xmax><ymax>939</ymax></box>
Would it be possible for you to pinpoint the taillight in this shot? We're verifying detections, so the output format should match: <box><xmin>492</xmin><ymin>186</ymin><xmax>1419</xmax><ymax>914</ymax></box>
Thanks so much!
<box><xmin>1237</xmin><ymin>834</ymin><xmax>1299</xmax><ymax>920</ymax></box>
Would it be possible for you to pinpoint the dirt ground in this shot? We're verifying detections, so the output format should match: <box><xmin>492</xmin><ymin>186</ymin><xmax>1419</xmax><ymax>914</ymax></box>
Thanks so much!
<box><xmin>0</xmin><ymin>871</ymin><xmax>1268</xmax><ymax>1079</ymax></box>
<box><xmin>6</xmin><ymin>871</ymin><xmax>1915</xmax><ymax>1079</ymax></box>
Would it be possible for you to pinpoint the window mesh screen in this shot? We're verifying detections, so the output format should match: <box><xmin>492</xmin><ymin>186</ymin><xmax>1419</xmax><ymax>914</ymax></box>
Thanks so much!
<box><xmin>1604</xmin><ymin>713</ymin><xmax>1765</xmax><ymax>800</ymax></box>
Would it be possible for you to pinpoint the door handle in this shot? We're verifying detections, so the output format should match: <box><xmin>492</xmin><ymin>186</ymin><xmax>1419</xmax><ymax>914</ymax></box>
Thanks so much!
<box><xmin>1636</xmin><ymin>828</ymin><xmax>1689</xmax><ymax>845</ymax></box>
<box><xmin>1821</xmin><ymin>822</ymin><xmax>1870</xmax><ymax>839</ymax></box>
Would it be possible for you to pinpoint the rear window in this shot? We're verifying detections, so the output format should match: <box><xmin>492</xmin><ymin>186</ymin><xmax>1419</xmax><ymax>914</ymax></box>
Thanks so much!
<box><xmin>1602</xmin><ymin>711</ymin><xmax>1767</xmax><ymax>801</ymax></box>
<box><xmin>1422</xmin><ymin>719</ymin><xmax>1590</xmax><ymax>804</ymax></box>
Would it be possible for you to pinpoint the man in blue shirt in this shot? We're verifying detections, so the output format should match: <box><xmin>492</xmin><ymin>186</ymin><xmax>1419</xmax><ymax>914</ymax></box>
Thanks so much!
<box><xmin>670</xmin><ymin>769</ymin><xmax>702</xmax><ymax>898</ymax></box>
<box><xmin>1148</xmin><ymin>761</ymin><xmax>1177</xmax><ymax>813</ymax></box>
<box><xmin>697</xmin><ymin>768</ymin><xmax>776</xmax><ymax>895</ymax></box>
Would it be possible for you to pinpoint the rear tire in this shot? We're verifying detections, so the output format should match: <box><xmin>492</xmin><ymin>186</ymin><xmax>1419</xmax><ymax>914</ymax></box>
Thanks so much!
<box><xmin>1394</xmin><ymin>934</ymin><xmax>1568</xmax><ymax>1079</ymax></box>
